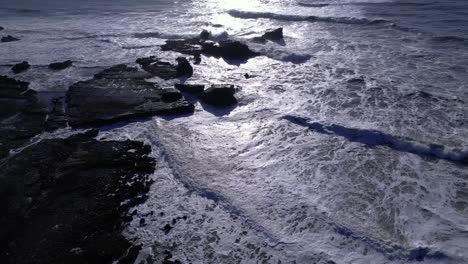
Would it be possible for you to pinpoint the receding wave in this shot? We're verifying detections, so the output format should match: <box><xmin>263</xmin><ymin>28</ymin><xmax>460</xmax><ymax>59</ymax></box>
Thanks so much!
<box><xmin>228</xmin><ymin>10</ymin><xmax>391</xmax><ymax>26</ymax></box>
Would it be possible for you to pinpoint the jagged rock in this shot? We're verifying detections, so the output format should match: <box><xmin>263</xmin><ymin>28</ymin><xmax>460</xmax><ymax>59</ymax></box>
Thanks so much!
<box><xmin>174</xmin><ymin>83</ymin><xmax>205</xmax><ymax>94</ymax></box>
<box><xmin>200</xmin><ymin>84</ymin><xmax>237</xmax><ymax>106</ymax></box>
<box><xmin>251</xmin><ymin>36</ymin><xmax>267</xmax><ymax>44</ymax></box>
<box><xmin>48</xmin><ymin>60</ymin><xmax>73</xmax><ymax>70</ymax></box>
<box><xmin>136</xmin><ymin>57</ymin><xmax>180</xmax><ymax>80</ymax></box>
<box><xmin>66</xmin><ymin>65</ymin><xmax>194</xmax><ymax>127</ymax></box>
<box><xmin>11</xmin><ymin>61</ymin><xmax>30</xmax><ymax>74</ymax></box>
<box><xmin>176</xmin><ymin>57</ymin><xmax>193</xmax><ymax>77</ymax></box>
<box><xmin>0</xmin><ymin>130</ymin><xmax>155</xmax><ymax>264</ymax></box>
<box><xmin>0</xmin><ymin>76</ymin><xmax>49</xmax><ymax>159</ymax></box>
<box><xmin>1</xmin><ymin>35</ymin><xmax>19</xmax><ymax>43</ymax></box>
<box><xmin>262</xmin><ymin>28</ymin><xmax>283</xmax><ymax>41</ymax></box>
<box><xmin>200</xmin><ymin>29</ymin><xmax>210</xmax><ymax>40</ymax></box>
<box><xmin>161</xmin><ymin>38</ymin><xmax>259</xmax><ymax>62</ymax></box>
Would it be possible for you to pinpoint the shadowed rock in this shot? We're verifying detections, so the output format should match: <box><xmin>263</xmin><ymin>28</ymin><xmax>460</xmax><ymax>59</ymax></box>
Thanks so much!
<box><xmin>199</xmin><ymin>29</ymin><xmax>210</xmax><ymax>40</ymax></box>
<box><xmin>200</xmin><ymin>84</ymin><xmax>238</xmax><ymax>106</ymax></box>
<box><xmin>0</xmin><ymin>76</ymin><xmax>50</xmax><ymax>159</ymax></box>
<box><xmin>176</xmin><ymin>57</ymin><xmax>193</xmax><ymax>78</ymax></box>
<box><xmin>262</xmin><ymin>28</ymin><xmax>283</xmax><ymax>41</ymax></box>
<box><xmin>174</xmin><ymin>83</ymin><xmax>205</xmax><ymax>94</ymax></box>
<box><xmin>66</xmin><ymin>65</ymin><xmax>194</xmax><ymax>127</ymax></box>
<box><xmin>0</xmin><ymin>27</ymin><xmax>4</xmax><ymax>31</ymax></box>
<box><xmin>0</xmin><ymin>130</ymin><xmax>155</xmax><ymax>264</ymax></box>
<box><xmin>11</xmin><ymin>61</ymin><xmax>30</xmax><ymax>74</ymax></box>
<box><xmin>1</xmin><ymin>35</ymin><xmax>19</xmax><ymax>43</ymax></box>
<box><xmin>48</xmin><ymin>60</ymin><xmax>73</xmax><ymax>70</ymax></box>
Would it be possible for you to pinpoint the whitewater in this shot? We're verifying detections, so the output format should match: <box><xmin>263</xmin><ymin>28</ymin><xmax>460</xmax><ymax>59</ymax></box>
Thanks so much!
<box><xmin>1</xmin><ymin>0</ymin><xmax>467</xmax><ymax>263</ymax></box>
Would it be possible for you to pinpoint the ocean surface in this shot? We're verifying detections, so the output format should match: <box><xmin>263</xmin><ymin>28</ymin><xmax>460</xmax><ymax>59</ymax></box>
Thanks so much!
<box><xmin>1</xmin><ymin>0</ymin><xmax>468</xmax><ymax>263</ymax></box>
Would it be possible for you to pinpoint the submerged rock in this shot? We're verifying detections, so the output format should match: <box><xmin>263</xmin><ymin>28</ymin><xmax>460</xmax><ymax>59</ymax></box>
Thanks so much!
<box><xmin>11</xmin><ymin>61</ymin><xmax>30</xmax><ymax>74</ymax></box>
<box><xmin>48</xmin><ymin>60</ymin><xmax>73</xmax><ymax>70</ymax></box>
<box><xmin>174</xmin><ymin>83</ymin><xmax>205</xmax><ymax>94</ymax></box>
<box><xmin>0</xmin><ymin>130</ymin><xmax>155</xmax><ymax>264</ymax></box>
<box><xmin>0</xmin><ymin>76</ymin><xmax>49</xmax><ymax>159</ymax></box>
<box><xmin>1</xmin><ymin>35</ymin><xmax>19</xmax><ymax>43</ymax></box>
<box><xmin>66</xmin><ymin>65</ymin><xmax>194</xmax><ymax>127</ymax></box>
<box><xmin>200</xmin><ymin>84</ymin><xmax>238</xmax><ymax>106</ymax></box>
<box><xmin>0</xmin><ymin>26</ymin><xmax>4</xmax><ymax>31</ymax></box>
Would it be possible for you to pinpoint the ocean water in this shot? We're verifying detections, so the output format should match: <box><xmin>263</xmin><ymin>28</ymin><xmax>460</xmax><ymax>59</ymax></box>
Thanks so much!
<box><xmin>1</xmin><ymin>0</ymin><xmax>468</xmax><ymax>263</ymax></box>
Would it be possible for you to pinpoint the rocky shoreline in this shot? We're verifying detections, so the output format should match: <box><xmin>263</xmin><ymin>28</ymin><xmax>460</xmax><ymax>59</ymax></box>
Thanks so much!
<box><xmin>0</xmin><ymin>29</ymin><xmax>267</xmax><ymax>263</ymax></box>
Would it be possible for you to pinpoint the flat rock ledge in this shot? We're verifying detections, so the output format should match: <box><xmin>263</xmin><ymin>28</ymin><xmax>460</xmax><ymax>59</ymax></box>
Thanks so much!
<box><xmin>0</xmin><ymin>130</ymin><xmax>155</xmax><ymax>264</ymax></box>
<box><xmin>66</xmin><ymin>64</ymin><xmax>195</xmax><ymax>127</ymax></box>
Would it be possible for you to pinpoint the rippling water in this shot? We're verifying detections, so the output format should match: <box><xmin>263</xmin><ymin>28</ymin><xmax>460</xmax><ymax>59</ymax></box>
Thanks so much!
<box><xmin>1</xmin><ymin>0</ymin><xmax>468</xmax><ymax>263</ymax></box>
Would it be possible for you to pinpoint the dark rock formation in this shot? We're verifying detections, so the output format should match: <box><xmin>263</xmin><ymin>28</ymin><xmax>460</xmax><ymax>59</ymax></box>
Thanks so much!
<box><xmin>193</xmin><ymin>54</ymin><xmax>201</xmax><ymax>65</ymax></box>
<box><xmin>0</xmin><ymin>27</ymin><xmax>4</xmax><ymax>31</ymax></box>
<box><xmin>48</xmin><ymin>60</ymin><xmax>73</xmax><ymax>70</ymax></box>
<box><xmin>174</xmin><ymin>83</ymin><xmax>205</xmax><ymax>94</ymax></box>
<box><xmin>0</xmin><ymin>130</ymin><xmax>155</xmax><ymax>264</ymax></box>
<box><xmin>251</xmin><ymin>28</ymin><xmax>284</xmax><ymax>44</ymax></box>
<box><xmin>176</xmin><ymin>57</ymin><xmax>193</xmax><ymax>77</ymax></box>
<box><xmin>200</xmin><ymin>84</ymin><xmax>238</xmax><ymax>106</ymax></box>
<box><xmin>199</xmin><ymin>29</ymin><xmax>210</xmax><ymax>40</ymax></box>
<box><xmin>161</xmin><ymin>37</ymin><xmax>259</xmax><ymax>62</ymax></box>
<box><xmin>0</xmin><ymin>76</ymin><xmax>49</xmax><ymax>159</ymax></box>
<box><xmin>45</xmin><ymin>97</ymin><xmax>67</xmax><ymax>131</ymax></box>
<box><xmin>1</xmin><ymin>35</ymin><xmax>19</xmax><ymax>43</ymax></box>
<box><xmin>66</xmin><ymin>65</ymin><xmax>194</xmax><ymax>127</ymax></box>
<box><xmin>262</xmin><ymin>28</ymin><xmax>284</xmax><ymax>41</ymax></box>
<box><xmin>11</xmin><ymin>61</ymin><xmax>30</xmax><ymax>74</ymax></box>
<box><xmin>161</xmin><ymin>88</ymin><xmax>183</xmax><ymax>102</ymax></box>
<box><xmin>136</xmin><ymin>56</ymin><xmax>184</xmax><ymax>80</ymax></box>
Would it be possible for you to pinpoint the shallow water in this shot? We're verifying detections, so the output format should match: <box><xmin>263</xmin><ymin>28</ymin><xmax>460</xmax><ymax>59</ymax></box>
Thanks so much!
<box><xmin>1</xmin><ymin>0</ymin><xmax>468</xmax><ymax>263</ymax></box>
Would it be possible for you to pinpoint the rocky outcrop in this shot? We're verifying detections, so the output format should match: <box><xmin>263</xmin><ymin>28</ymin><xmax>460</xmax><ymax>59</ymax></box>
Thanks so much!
<box><xmin>161</xmin><ymin>37</ymin><xmax>259</xmax><ymax>62</ymax></box>
<box><xmin>1</xmin><ymin>35</ymin><xmax>19</xmax><ymax>43</ymax></box>
<box><xmin>252</xmin><ymin>28</ymin><xmax>284</xmax><ymax>43</ymax></box>
<box><xmin>200</xmin><ymin>84</ymin><xmax>238</xmax><ymax>106</ymax></box>
<box><xmin>48</xmin><ymin>60</ymin><xmax>73</xmax><ymax>70</ymax></box>
<box><xmin>0</xmin><ymin>76</ymin><xmax>50</xmax><ymax>159</ymax></box>
<box><xmin>66</xmin><ymin>65</ymin><xmax>194</xmax><ymax>127</ymax></box>
<box><xmin>262</xmin><ymin>28</ymin><xmax>284</xmax><ymax>41</ymax></box>
<box><xmin>176</xmin><ymin>57</ymin><xmax>193</xmax><ymax>77</ymax></box>
<box><xmin>174</xmin><ymin>83</ymin><xmax>205</xmax><ymax>94</ymax></box>
<box><xmin>11</xmin><ymin>61</ymin><xmax>30</xmax><ymax>74</ymax></box>
<box><xmin>0</xmin><ymin>130</ymin><xmax>155</xmax><ymax>264</ymax></box>
<box><xmin>199</xmin><ymin>29</ymin><xmax>210</xmax><ymax>40</ymax></box>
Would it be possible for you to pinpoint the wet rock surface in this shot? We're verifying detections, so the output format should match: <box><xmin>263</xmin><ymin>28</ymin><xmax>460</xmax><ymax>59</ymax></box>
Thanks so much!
<box><xmin>12</xmin><ymin>61</ymin><xmax>30</xmax><ymax>74</ymax></box>
<box><xmin>0</xmin><ymin>130</ymin><xmax>156</xmax><ymax>264</ymax></box>
<box><xmin>136</xmin><ymin>56</ymin><xmax>187</xmax><ymax>80</ymax></box>
<box><xmin>200</xmin><ymin>84</ymin><xmax>238</xmax><ymax>106</ymax></box>
<box><xmin>1</xmin><ymin>35</ymin><xmax>19</xmax><ymax>43</ymax></box>
<box><xmin>262</xmin><ymin>28</ymin><xmax>284</xmax><ymax>41</ymax></box>
<box><xmin>66</xmin><ymin>64</ymin><xmax>194</xmax><ymax>127</ymax></box>
<box><xmin>0</xmin><ymin>76</ymin><xmax>49</xmax><ymax>159</ymax></box>
<box><xmin>161</xmin><ymin>37</ymin><xmax>259</xmax><ymax>62</ymax></box>
<box><xmin>48</xmin><ymin>60</ymin><xmax>73</xmax><ymax>70</ymax></box>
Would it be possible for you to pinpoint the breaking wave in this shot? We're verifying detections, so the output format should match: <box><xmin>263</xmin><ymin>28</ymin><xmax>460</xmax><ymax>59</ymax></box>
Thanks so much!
<box><xmin>228</xmin><ymin>10</ymin><xmax>391</xmax><ymax>26</ymax></box>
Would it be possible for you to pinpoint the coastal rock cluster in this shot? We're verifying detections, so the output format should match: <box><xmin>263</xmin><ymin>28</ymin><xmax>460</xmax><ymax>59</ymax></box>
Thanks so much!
<box><xmin>0</xmin><ymin>28</ymin><xmax>264</xmax><ymax>263</ymax></box>
<box><xmin>0</xmin><ymin>130</ymin><xmax>155</xmax><ymax>264</ymax></box>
